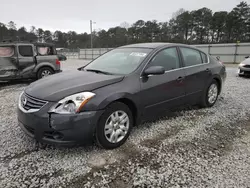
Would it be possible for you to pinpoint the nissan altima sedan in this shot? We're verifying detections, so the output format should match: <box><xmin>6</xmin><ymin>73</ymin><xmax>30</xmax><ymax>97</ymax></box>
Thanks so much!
<box><xmin>238</xmin><ymin>56</ymin><xmax>250</xmax><ymax>77</ymax></box>
<box><xmin>18</xmin><ymin>43</ymin><xmax>226</xmax><ymax>149</ymax></box>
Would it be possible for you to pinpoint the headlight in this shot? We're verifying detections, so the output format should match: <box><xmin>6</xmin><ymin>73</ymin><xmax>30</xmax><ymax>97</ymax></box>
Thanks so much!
<box><xmin>49</xmin><ymin>92</ymin><xmax>95</xmax><ymax>114</ymax></box>
<box><xmin>239</xmin><ymin>63</ymin><xmax>245</xmax><ymax>67</ymax></box>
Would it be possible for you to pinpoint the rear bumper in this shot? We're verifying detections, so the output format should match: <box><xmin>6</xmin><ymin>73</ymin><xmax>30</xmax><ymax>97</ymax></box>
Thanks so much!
<box><xmin>55</xmin><ymin>70</ymin><xmax>62</xmax><ymax>73</ymax></box>
<box><xmin>18</xmin><ymin>103</ymin><xmax>104</xmax><ymax>146</ymax></box>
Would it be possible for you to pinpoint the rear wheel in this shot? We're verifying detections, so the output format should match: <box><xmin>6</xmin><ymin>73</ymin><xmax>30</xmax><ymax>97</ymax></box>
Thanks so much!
<box><xmin>95</xmin><ymin>102</ymin><xmax>133</xmax><ymax>149</ymax></box>
<box><xmin>200</xmin><ymin>80</ymin><xmax>219</xmax><ymax>108</ymax></box>
<box><xmin>37</xmin><ymin>67</ymin><xmax>54</xmax><ymax>79</ymax></box>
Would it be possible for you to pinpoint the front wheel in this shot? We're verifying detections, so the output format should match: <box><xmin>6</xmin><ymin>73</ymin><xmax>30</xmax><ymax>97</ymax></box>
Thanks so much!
<box><xmin>200</xmin><ymin>80</ymin><xmax>219</xmax><ymax>108</ymax></box>
<box><xmin>37</xmin><ymin>67</ymin><xmax>54</xmax><ymax>79</ymax></box>
<box><xmin>95</xmin><ymin>102</ymin><xmax>133</xmax><ymax>149</ymax></box>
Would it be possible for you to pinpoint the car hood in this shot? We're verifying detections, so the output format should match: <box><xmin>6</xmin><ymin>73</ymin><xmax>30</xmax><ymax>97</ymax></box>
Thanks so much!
<box><xmin>241</xmin><ymin>58</ymin><xmax>250</xmax><ymax>65</ymax></box>
<box><xmin>25</xmin><ymin>70</ymin><xmax>124</xmax><ymax>101</ymax></box>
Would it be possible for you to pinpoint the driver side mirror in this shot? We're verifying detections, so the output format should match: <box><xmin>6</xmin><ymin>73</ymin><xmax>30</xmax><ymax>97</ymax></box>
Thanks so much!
<box><xmin>143</xmin><ymin>66</ymin><xmax>165</xmax><ymax>76</ymax></box>
<box><xmin>245</xmin><ymin>56</ymin><xmax>249</xmax><ymax>59</ymax></box>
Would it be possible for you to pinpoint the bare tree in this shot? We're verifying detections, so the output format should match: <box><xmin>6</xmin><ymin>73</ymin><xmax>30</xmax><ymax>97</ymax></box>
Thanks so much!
<box><xmin>120</xmin><ymin>22</ymin><xmax>130</xmax><ymax>30</ymax></box>
<box><xmin>172</xmin><ymin>8</ymin><xmax>186</xmax><ymax>19</ymax></box>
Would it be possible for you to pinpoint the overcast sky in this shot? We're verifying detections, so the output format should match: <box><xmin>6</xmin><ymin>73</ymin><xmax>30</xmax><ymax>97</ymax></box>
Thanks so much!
<box><xmin>0</xmin><ymin>0</ymin><xmax>246</xmax><ymax>33</ymax></box>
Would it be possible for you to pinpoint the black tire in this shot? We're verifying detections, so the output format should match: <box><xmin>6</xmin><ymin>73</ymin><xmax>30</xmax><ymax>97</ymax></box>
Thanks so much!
<box><xmin>37</xmin><ymin>67</ymin><xmax>54</xmax><ymax>79</ymax></box>
<box><xmin>238</xmin><ymin>74</ymin><xmax>243</xmax><ymax>77</ymax></box>
<box><xmin>95</xmin><ymin>102</ymin><xmax>133</xmax><ymax>149</ymax></box>
<box><xmin>200</xmin><ymin>80</ymin><xmax>219</xmax><ymax>108</ymax></box>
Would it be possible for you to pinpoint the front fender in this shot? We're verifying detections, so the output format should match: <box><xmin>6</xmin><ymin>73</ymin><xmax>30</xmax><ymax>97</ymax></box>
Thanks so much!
<box><xmin>98</xmin><ymin>92</ymin><xmax>136</xmax><ymax>109</ymax></box>
<box><xmin>83</xmin><ymin>92</ymin><xmax>139</xmax><ymax>112</ymax></box>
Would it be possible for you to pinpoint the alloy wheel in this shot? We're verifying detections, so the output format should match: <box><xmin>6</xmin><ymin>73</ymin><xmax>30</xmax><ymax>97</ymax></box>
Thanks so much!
<box><xmin>104</xmin><ymin>110</ymin><xmax>130</xmax><ymax>143</ymax></box>
<box><xmin>207</xmin><ymin>83</ymin><xmax>218</xmax><ymax>104</ymax></box>
<box><xmin>41</xmin><ymin>70</ymin><xmax>52</xmax><ymax>78</ymax></box>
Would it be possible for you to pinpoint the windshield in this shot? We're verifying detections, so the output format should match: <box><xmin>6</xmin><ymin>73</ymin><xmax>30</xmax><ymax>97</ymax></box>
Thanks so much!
<box><xmin>84</xmin><ymin>48</ymin><xmax>152</xmax><ymax>75</ymax></box>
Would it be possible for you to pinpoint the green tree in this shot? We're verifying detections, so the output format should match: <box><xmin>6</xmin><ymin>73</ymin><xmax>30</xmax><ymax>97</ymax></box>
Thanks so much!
<box><xmin>231</xmin><ymin>1</ymin><xmax>250</xmax><ymax>42</ymax></box>
<box><xmin>192</xmin><ymin>8</ymin><xmax>213</xmax><ymax>43</ymax></box>
<box><xmin>43</xmin><ymin>30</ymin><xmax>52</xmax><ymax>43</ymax></box>
<box><xmin>174</xmin><ymin>11</ymin><xmax>193</xmax><ymax>42</ymax></box>
<box><xmin>36</xmin><ymin>28</ymin><xmax>44</xmax><ymax>42</ymax></box>
<box><xmin>210</xmin><ymin>11</ymin><xmax>228</xmax><ymax>43</ymax></box>
<box><xmin>17</xmin><ymin>27</ymin><xmax>28</xmax><ymax>41</ymax></box>
<box><xmin>0</xmin><ymin>23</ymin><xmax>8</xmax><ymax>41</ymax></box>
<box><xmin>0</xmin><ymin>1</ymin><xmax>250</xmax><ymax>47</ymax></box>
<box><xmin>7</xmin><ymin>21</ymin><xmax>17</xmax><ymax>40</ymax></box>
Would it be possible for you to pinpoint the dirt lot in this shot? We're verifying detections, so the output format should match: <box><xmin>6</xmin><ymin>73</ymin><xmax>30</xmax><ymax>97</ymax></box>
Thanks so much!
<box><xmin>0</xmin><ymin>60</ymin><xmax>250</xmax><ymax>188</ymax></box>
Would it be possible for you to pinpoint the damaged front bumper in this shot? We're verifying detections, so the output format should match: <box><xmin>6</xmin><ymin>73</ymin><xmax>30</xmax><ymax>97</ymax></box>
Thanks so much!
<box><xmin>17</xmin><ymin>101</ymin><xmax>103</xmax><ymax>146</ymax></box>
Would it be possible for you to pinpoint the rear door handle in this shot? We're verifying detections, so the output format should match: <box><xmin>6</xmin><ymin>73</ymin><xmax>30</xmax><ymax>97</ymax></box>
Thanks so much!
<box><xmin>205</xmin><ymin>68</ymin><xmax>212</xmax><ymax>75</ymax></box>
<box><xmin>177</xmin><ymin>76</ymin><xmax>184</xmax><ymax>81</ymax></box>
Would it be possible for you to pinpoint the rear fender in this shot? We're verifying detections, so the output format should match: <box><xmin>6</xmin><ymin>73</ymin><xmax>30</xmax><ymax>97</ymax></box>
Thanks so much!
<box><xmin>204</xmin><ymin>74</ymin><xmax>223</xmax><ymax>94</ymax></box>
<box><xmin>0</xmin><ymin>57</ymin><xmax>18</xmax><ymax>78</ymax></box>
<box><xmin>34</xmin><ymin>62</ymin><xmax>56</xmax><ymax>73</ymax></box>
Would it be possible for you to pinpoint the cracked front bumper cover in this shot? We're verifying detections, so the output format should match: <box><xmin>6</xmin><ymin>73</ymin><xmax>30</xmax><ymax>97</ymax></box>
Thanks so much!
<box><xmin>18</xmin><ymin>102</ymin><xmax>104</xmax><ymax>146</ymax></box>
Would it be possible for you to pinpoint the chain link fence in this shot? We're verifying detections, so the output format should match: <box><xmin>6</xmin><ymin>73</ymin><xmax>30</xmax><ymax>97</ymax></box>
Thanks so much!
<box><xmin>193</xmin><ymin>43</ymin><xmax>250</xmax><ymax>63</ymax></box>
<box><xmin>57</xmin><ymin>43</ymin><xmax>250</xmax><ymax>63</ymax></box>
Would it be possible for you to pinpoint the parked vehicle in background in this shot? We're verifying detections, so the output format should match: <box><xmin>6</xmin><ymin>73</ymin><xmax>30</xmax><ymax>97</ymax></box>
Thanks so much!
<box><xmin>18</xmin><ymin>43</ymin><xmax>226</xmax><ymax>149</ymax></box>
<box><xmin>0</xmin><ymin>41</ymin><xmax>62</xmax><ymax>81</ymax></box>
<box><xmin>57</xmin><ymin>54</ymin><xmax>67</xmax><ymax>61</ymax></box>
<box><xmin>238</xmin><ymin>56</ymin><xmax>250</xmax><ymax>77</ymax></box>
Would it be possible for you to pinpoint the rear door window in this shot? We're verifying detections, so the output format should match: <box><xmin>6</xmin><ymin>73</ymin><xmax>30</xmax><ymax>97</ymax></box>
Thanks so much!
<box><xmin>0</xmin><ymin>46</ymin><xmax>15</xmax><ymax>57</ymax></box>
<box><xmin>179</xmin><ymin>47</ymin><xmax>203</xmax><ymax>67</ymax></box>
<box><xmin>18</xmin><ymin>45</ymin><xmax>34</xmax><ymax>57</ymax></box>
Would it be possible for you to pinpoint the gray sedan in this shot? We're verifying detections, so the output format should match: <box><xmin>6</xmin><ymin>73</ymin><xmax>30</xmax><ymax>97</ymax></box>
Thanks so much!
<box><xmin>238</xmin><ymin>56</ymin><xmax>250</xmax><ymax>76</ymax></box>
<box><xmin>18</xmin><ymin>43</ymin><xmax>226</xmax><ymax>149</ymax></box>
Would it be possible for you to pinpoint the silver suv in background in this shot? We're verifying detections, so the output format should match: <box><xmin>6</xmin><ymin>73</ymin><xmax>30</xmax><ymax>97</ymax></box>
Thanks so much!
<box><xmin>0</xmin><ymin>41</ymin><xmax>62</xmax><ymax>81</ymax></box>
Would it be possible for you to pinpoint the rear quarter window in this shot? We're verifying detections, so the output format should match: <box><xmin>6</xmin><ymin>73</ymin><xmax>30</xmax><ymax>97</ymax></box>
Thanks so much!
<box><xmin>37</xmin><ymin>46</ymin><xmax>56</xmax><ymax>56</ymax></box>
<box><xmin>0</xmin><ymin>46</ymin><xmax>15</xmax><ymax>57</ymax></box>
<box><xmin>200</xmin><ymin>52</ymin><xmax>208</xmax><ymax>63</ymax></box>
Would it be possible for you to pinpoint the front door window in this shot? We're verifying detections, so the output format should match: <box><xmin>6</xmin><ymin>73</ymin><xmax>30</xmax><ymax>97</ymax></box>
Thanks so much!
<box><xmin>149</xmin><ymin>47</ymin><xmax>180</xmax><ymax>71</ymax></box>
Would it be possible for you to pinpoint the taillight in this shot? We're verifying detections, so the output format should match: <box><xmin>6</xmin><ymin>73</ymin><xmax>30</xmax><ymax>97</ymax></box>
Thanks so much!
<box><xmin>56</xmin><ymin>59</ymin><xmax>61</xmax><ymax>65</ymax></box>
<box><xmin>218</xmin><ymin>60</ymin><xmax>223</xmax><ymax>65</ymax></box>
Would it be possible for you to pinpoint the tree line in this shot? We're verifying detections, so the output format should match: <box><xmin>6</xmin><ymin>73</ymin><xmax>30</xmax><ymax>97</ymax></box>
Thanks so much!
<box><xmin>0</xmin><ymin>1</ymin><xmax>249</xmax><ymax>48</ymax></box>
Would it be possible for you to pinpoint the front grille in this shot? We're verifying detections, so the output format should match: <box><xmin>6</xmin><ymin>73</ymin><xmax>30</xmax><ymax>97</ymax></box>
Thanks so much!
<box><xmin>243</xmin><ymin>65</ymin><xmax>250</xmax><ymax>68</ymax></box>
<box><xmin>21</xmin><ymin>93</ymin><xmax>47</xmax><ymax>111</ymax></box>
<box><xmin>44</xmin><ymin>131</ymin><xmax>64</xmax><ymax>140</ymax></box>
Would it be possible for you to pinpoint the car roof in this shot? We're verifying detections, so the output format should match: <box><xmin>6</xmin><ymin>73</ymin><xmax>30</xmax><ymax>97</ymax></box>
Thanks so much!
<box><xmin>0</xmin><ymin>41</ymin><xmax>54</xmax><ymax>47</ymax></box>
<box><xmin>119</xmin><ymin>42</ymin><xmax>197</xmax><ymax>50</ymax></box>
<box><xmin>34</xmin><ymin>42</ymin><xmax>55</xmax><ymax>47</ymax></box>
<box><xmin>0</xmin><ymin>42</ymin><xmax>29</xmax><ymax>46</ymax></box>
<box><xmin>120</xmin><ymin>43</ymin><xmax>170</xmax><ymax>49</ymax></box>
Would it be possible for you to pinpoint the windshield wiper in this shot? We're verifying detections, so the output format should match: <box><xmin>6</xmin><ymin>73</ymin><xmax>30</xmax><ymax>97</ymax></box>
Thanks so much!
<box><xmin>85</xmin><ymin>69</ymin><xmax>113</xmax><ymax>75</ymax></box>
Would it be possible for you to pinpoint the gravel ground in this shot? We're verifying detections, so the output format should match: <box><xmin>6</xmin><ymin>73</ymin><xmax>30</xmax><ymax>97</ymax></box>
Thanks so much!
<box><xmin>0</xmin><ymin>60</ymin><xmax>250</xmax><ymax>188</ymax></box>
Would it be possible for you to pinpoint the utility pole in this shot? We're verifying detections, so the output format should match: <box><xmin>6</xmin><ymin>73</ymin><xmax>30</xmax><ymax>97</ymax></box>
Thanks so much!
<box><xmin>90</xmin><ymin>20</ymin><xmax>93</xmax><ymax>49</ymax></box>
